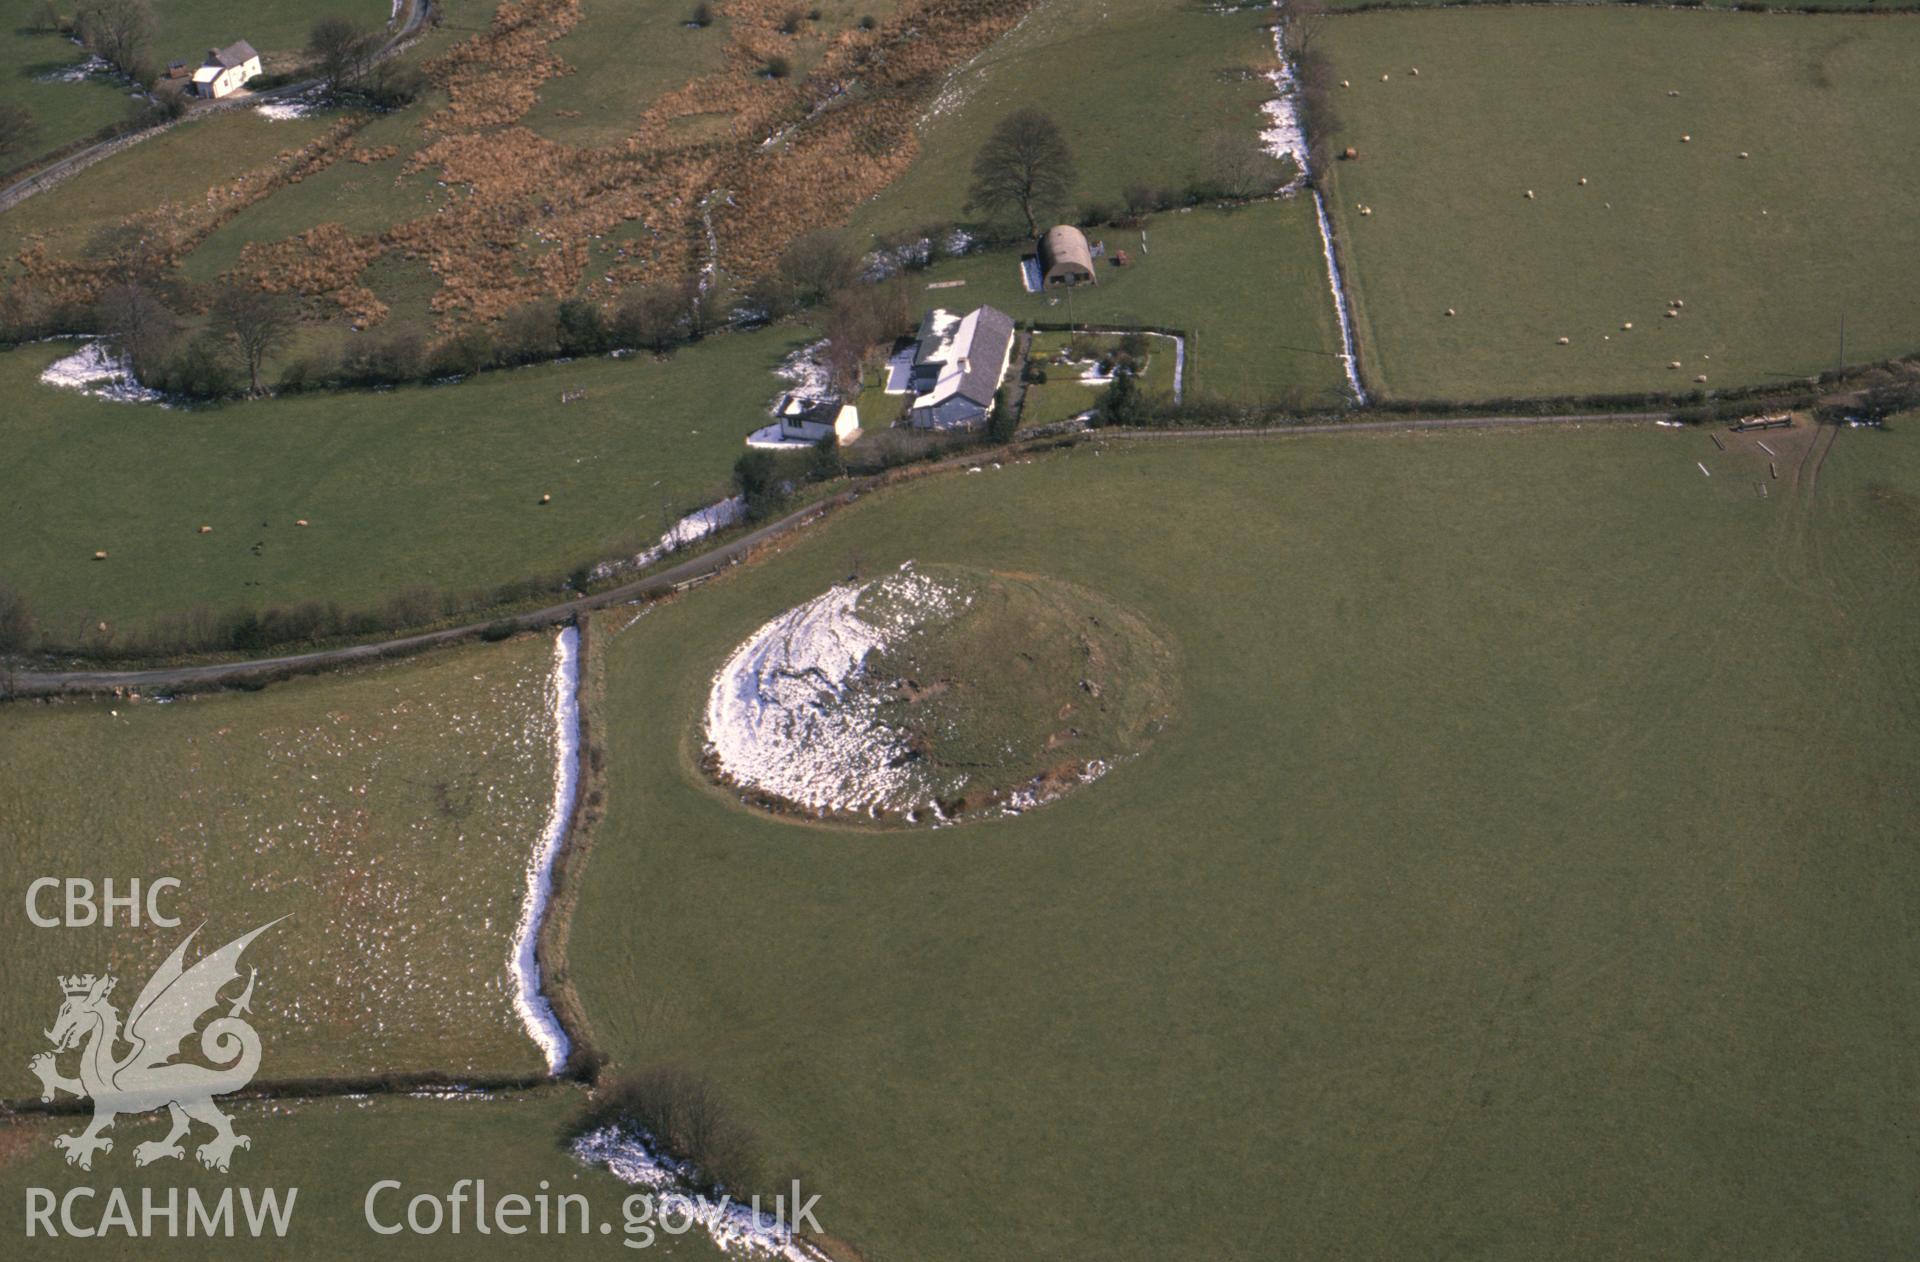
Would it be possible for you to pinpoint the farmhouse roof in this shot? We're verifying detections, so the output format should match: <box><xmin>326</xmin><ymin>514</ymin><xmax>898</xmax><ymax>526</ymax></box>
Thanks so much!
<box><xmin>911</xmin><ymin>305</ymin><xmax>1014</xmax><ymax>409</ymax></box>
<box><xmin>1039</xmin><ymin>224</ymin><xmax>1094</xmax><ymax>276</ymax></box>
<box><xmin>207</xmin><ymin>40</ymin><xmax>259</xmax><ymax>69</ymax></box>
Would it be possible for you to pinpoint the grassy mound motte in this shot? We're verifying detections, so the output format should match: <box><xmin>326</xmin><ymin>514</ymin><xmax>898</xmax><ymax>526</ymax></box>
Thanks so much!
<box><xmin>703</xmin><ymin>563</ymin><xmax>1177</xmax><ymax>824</ymax></box>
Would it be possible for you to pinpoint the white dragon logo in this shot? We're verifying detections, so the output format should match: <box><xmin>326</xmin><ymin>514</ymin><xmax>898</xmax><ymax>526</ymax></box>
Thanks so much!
<box><xmin>28</xmin><ymin>918</ymin><xmax>284</xmax><ymax>1173</ymax></box>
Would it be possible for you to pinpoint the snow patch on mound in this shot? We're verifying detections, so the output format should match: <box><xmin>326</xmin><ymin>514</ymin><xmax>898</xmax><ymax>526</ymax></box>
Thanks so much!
<box><xmin>705</xmin><ymin>565</ymin><xmax>968</xmax><ymax>816</ymax></box>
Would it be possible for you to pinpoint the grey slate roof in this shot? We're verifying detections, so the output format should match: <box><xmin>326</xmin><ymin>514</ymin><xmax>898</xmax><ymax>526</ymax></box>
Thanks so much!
<box><xmin>953</xmin><ymin>305</ymin><xmax>1014</xmax><ymax>406</ymax></box>
<box><xmin>211</xmin><ymin>40</ymin><xmax>259</xmax><ymax>69</ymax></box>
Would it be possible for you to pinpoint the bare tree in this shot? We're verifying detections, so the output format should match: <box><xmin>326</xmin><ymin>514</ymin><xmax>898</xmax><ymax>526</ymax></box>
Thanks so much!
<box><xmin>967</xmin><ymin>108</ymin><xmax>1076</xmax><ymax>238</ymax></box>
<box><xmin>74</xmin><ymin>0</ymin><xmax>155</xmax><ymax>81</ymax></box>
<box><xmin>1206</xmin><ymin>129</ymin><xmax>1284</xmax><ymax>202</ymax></box>
<box><xmin>95</xmin><ymin>282</ymin><xmax>177</xmax><ymax>377</ymax></box>
<box><xmin>776</xmin><ymin>231</ymin><xmax>860</xmax><ymax>307</ymax></box>
<box><xmin>1279</xmin><ymin>0</ymin><xmax>1329</xmax><ymax>58</ymax></box>
<box><xmin>307</xmin><ymin>16</ymin><xmax>380</xmax><ymax>99</ymax></box>
<box><xmin>212</xmin><ymin>287</ymin><xmax>297</xmax><ymax>396</ymax></box>
<box><xmin>0</xmin><ymin>103</ymin><xmax>38</xmax><ymax>162</ymax></box>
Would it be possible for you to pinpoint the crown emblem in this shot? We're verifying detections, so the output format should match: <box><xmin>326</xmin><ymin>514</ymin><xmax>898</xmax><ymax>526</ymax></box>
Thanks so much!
<box><xmin>61</xmin><ymin>974</ymin><xmax>105</xmax><ymax>996</ymax></box>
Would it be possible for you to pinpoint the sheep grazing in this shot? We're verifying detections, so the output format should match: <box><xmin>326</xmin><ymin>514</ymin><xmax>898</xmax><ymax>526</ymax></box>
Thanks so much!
<box><xmin>1342</xmin><ymin>146</ymin><xmax>1359</xmax><ymax>161</ymax></box>
<box><xmin>1694</xmin><ymin>375</ymin><xmax>1709</xmax><ymax>383</ymax></box>
<box><xmin>296</xmin><ymin>518</ymin><xmax>310</xmax><ymax>527</ymax></box>
<box><xmin>1738</xmin><ymin>151</ymin><xmax>1750</xmax><ymax>159</ymax></box>
<box><xmin>1557</xmin><ymin>336</ymin><xmax>1571</xmax><ymax>346</ymax></box>
<box><xmin>1360</xmin><ymin>206</ymin><xmax>1373</xmax><ymax>216</ymax></box>
<box><xmin>1445</xmin><ymin>308</ymin><xmax>1456</xmax><ymax>317</ymax></box>
<box><xmin>1622</xmin><ymin>322</ymin><xmax>1634</xmax><ymax>331</ymax></box>
<box><xmin>1525</xmin><ymin>189</ymin><xmax>1536</xmax><ymax>199</ymax></box>
<box><xmin>1665</xmin><ymin>310</ymin><xmax>1678</xmax><ymax>319</ymax></box>
<box><xmin>1578</xmin><ymin>177</ymin><xmax>1588</xmax><ymax>186</ymax></box>
<box><xmin>92</xmin><ymin>550</ymin><xmax>108</xmax><ymax>560</ymax></box>
<box><xmin>1681</xmin><ymin>134</ymin><xmax>1691</xmax><ymax>143</ymax></box>
<box><xmin>1411</xmin><ymin>67</ymin><xmax>1420</xmax><ymax>76</ymax></box>
<box><xmin>1668</xmin><ymin>361</ymin><xmax>1683</xmax><ymax>370</ymax></box>
<box><xmin>1341</xmin><ymin>79</ymin><xmax>1351</xmax><ymax>88</ymax></box>
<box><xmin>198</xmin><ymin>525</ymin><xmax>213</xmax><ymax>534</ymax></box>
<box><xmin>540</xmin><ymin>493</ymin><xmax>552</xmax><ymax>504</ymax></box>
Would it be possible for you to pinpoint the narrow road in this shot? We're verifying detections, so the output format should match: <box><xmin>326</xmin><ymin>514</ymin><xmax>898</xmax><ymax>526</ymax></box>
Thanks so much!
<box><xmin>5</xmin><ymin>409</ymin><xmax>1671</xmax><ymax>697</ymax></box>
<box><xmin>0</xmin><ymin>0</ymin><xmax>434</xmax><ymax>212</ymax></box>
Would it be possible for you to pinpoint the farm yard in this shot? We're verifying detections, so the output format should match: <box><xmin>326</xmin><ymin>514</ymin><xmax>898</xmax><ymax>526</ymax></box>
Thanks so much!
<box><xmin>910</xmin><ymin>201</ymin><xmax>1349</xmax><ymax>406</ymax></box>
<box><xmin>0</xmin><ymin>632</ymin><xmax>565</xmax><ymax>1079</ymax></box>
<box><xmin>567</xmin><ymin>423</ymin><xmax>1920</xmax><ymax>1260</ymax></box>
<box><xmin>0</xmin><ymin>326</ymin><xmax>806</xmax><ymax>645</ymax></box>
<box><xmin>1316</xmin><ymin>8</ymin><xmax>1920</xmax><ymax>400</ymax></box>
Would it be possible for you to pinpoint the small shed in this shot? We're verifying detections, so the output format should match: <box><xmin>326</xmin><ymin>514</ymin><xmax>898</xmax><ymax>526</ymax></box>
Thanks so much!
<box><xmin>1038</xmin><ymin>225</ymin><xmax>1096</xmax><ymax>287</ymax></box>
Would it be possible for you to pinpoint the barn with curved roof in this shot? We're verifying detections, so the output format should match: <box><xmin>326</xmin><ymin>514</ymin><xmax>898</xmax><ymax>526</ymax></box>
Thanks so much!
<box><xmin>1039</xmin><ymin>225</ymin><xmax>1096</xmax><ymax>287</ymax></box>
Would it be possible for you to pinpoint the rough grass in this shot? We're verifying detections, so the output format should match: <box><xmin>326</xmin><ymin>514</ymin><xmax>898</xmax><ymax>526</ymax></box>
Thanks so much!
<box><xmin>0</xmin><ymin>109</ymin><xmax>333</xmax><ymax>262</ymax></box>
<box><xmin>0</xmin><ymin>325</ymin><xmax>808</xmax><ymax>642</ymax></box>
<box><xmin>911</xmin><ymin>200</ymin><xmax>1348</xmax><ymax>405</ymax></box>
<box><xmin>846</xmin><ymin>0</ymin><xmax>1278</xmax><ymax>241</ymax></box>
<box><xmin>569</xmin><ymin>424</ymin><xmax>1920</xmax><ymax>1260</ymax></box>
<box><xmin>1318</xmin><ymin>9</ymin><xmax>1920</xmax><ymax>400</ymax></box>
<box><xmin>0</xmin><ymin>30</ymin><xmax>133</xmax><ymax>172</ymax></box>
<box><xmin>4</xmin><ymin>1090</ymin><xmax>732</xmax><ymax>1260</ymax></box>
<box><xmin>0</xmin><ymin>633</ymin><xmax>560</xmax><ymax>1080</ymax></box>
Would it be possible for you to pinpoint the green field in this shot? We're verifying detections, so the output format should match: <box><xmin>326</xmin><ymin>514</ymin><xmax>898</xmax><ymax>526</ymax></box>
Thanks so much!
<box><xmin>566</xmin><ymin>422</ymin><xmax>1920</xmax><ymax>1259</ymax></box>
<box><xmin>0</xmin><ymin>1</ymin><xmax>386</xmax><ymax>176</ymax></box>
<box><xmin>1318</xmin><ymin>9</ymin><xmax>1920</xmax><ymax>400</ymax></box>
<box><xmin>0</xmin><ymin>632</ymin><xmax>562</xmax><ymax>1079</ymax></box>
<box><xmin>0</xmin><ymin>326</ymin><xmax>810</xmax><ymax>643</ymax></box>
<box><xmin>847</xmin><ymin>0</ymin><xmax>1279</xmax><ymax>241</ymax></box>
<box><xmin>906</xmin><ymin>200</ymin><xmax>1347</xmax><ymax>406</ymax></box>
<box><xmin>4</xmin><ymin>1090</ymin><xmax>730</xmax><ymax>1261</ymax></box>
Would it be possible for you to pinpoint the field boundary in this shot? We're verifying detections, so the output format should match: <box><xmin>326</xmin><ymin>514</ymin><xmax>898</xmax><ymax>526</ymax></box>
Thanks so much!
<box><xmin>1</xmin><ymin>411</ymin><xmax>1682</xmax><ymax>695</ymax></box>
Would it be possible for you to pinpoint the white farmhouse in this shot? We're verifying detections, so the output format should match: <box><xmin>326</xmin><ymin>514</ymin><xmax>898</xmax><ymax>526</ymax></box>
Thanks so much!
<box><xmin>907</xmin><ymin>305</ymin><xmax>1015</xmax><ymax>430</ymax></box>
<box><xmin>192</xmin><ymin>41</ymin><xmax>262</xmax><ymax>99</ymax></box>
<box><xmin>746</xmin><ymin>394</ymin><xmax>862</xmax><ymax>449</ymax></box>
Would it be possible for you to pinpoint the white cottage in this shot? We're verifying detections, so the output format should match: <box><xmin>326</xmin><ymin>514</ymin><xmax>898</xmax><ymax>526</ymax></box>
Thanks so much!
<box><xmin>192</xmin><ymin>41</ymin><xmax>262</xmax><ymax>99</ymax></box>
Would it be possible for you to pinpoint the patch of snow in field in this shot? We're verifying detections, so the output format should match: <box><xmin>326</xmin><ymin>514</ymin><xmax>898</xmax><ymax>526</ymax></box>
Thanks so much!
<box><xmin>574</xmin><ymin>1128</ymin><xmax>824</xmax><ymax>1260</ymax></box>
<box><xmin>39</xmin><ymin>52</ymin><xmax>110</xmax><ymax>83</ymax></box>
<box><xmin>1312</xmin><ymin>189</ymin><xmax>1368</xmax><ymax>405</ymax></box>
<box><xmin>39</xmin><ymin>341</ymin><xmax>166</xmax><ymax>404</ymax></box>
<box><xmin>590</xmin><ymin>496</ymin><xmax>747</xmax><ymax>582</ymax></box>
<box><xmin>774</xmin><ymin>340</ymin><xmax>834</xmax><ymax>405</ymax></box>
<box><xmin>509</xmin><ymin>626</ymin><xmax>580</xmax><ymax>1076</ymax></box>
<box><xmin>256</xmin><ymin>90</ymin><xmax>323</xmax><ymax>122</ymax></box>
<box><xmin>705</xmin><ymin>565</ymin><xmax>968</xmax><ymax>815</ymax></box>
<box><xmin>1260</xmin><ymin>34</ymin><xmax>1310</xmax><ymax>193</ymax></box>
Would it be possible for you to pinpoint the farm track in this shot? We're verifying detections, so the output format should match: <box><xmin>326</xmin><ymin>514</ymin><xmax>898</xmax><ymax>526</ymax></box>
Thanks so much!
<box><xmin>0</xmin><ymin>0</ymin><xmax>435</xmax><ymax>213</ymax></box>
<box><xmin>4</xmin><ymin>409</ymin><xmax>1672</xmax><ymax>697</ymax></box>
